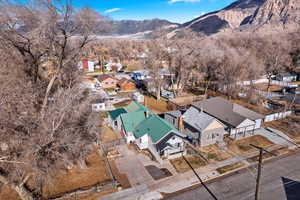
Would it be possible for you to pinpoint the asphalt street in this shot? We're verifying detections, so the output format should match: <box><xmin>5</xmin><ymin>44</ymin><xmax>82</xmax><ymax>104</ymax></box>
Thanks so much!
<box><xmin>166</xmin><ymin>151</ymin><xmax>300</xmax><ymax>200</ymax></box>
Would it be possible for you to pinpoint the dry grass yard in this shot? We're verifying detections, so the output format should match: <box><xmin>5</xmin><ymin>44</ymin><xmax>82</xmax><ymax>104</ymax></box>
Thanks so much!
<box><xmin>199</xmin><ymin>145</ymin><xmax>233</xmax><ymax>163</ymax></box>
<box><xmin>170</xmin><ymin>155</ymin><xmax>207</xmax><ymax>173</ymax></box>
<box><xmin>0</xmin><ymin>148</ymin><xmax>114</xmax><ymax>200</ymax></box>
<box><xmin>266</xmin><ymin>115</ymin><xmax>300</xmax><ymax>141</ymax></box>
<box><xmin>101</xmin><ymin>124</ymin><xmax>122</xmax><ymax>143</ymax></box>
<box><xmin>228</xmin><ymin>135</ymin><xmax>274</xmax><ymax>156</ymax></box>
<box><xmin>216</xmin><ymin>162</ymin><xmax>245</xmax><ymax>174</ymax></box>
<box><xmin>143</xmin><ymin>96</ymin><xmax>170</xmax><ymax>114</ymax></box>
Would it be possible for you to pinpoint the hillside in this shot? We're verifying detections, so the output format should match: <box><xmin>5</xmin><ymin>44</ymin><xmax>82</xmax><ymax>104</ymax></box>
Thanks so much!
<box><xmin>178</xmin><ymin>0</ymin><xmax>266</xmax><ymax>35</ymax></box>
<box><xmin>109</xmin><ymin>19</ymin><xmax>179</xmax><ymax>35</ymax></box>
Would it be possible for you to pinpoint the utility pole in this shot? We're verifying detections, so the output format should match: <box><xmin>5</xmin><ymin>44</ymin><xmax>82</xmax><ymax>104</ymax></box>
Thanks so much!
<box><xmin>182</xmin><ymin>155</ymin><xmax>218</xmax><ymax>200</ymax></box>
<box><xmin>250</xmin><ymin>144</ymin><xmax>277</xmax><ymax>200</ymax></box>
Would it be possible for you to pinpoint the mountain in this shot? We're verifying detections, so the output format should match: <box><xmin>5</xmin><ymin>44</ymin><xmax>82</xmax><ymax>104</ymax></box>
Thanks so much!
<box><xmin>108</xmin><ymin>19</ymin><xmax>179</xmax><ymax>35</ymax></box>
<box><xmin>249</xmin><ymin>0</ymin><xmax>300</xmax><ymax>26</ymax></box>
<box><xmin>177</xmin><ymin>0</ymin><xmax>266</xmax><ymax>35</ymax></box>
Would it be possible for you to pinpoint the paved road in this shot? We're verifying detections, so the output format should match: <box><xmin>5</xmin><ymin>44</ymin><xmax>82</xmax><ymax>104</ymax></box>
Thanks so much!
<box><xmin>166</xmin><ymin>151</ymin><xmax>300</xmax><ymax>200</ymax></box>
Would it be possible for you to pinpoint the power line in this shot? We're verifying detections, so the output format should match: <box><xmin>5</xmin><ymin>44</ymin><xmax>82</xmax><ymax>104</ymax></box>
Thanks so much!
<box><xmin>250</xmin><ymin>144</ymin><xmax>277</xmax><ymax>200</ymax></box>
<box><xmin>182</xmin><ymin>155</ymin><xmax>218</xmax><ymax>200</ymax></box>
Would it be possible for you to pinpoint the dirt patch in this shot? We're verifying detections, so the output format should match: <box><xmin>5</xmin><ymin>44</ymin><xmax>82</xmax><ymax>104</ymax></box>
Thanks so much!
<box><xmin>143</xmin><ymin>96</ymin><xmax>170</xmax><ymax>114</ymax></box>
<box><xmin>145</xmin><ymin>165</ymin><xmax>172</xmax><ymax>180</ymax></box>
<box><xmin>170</xmin><ymin>155</ymin><xmax>206</xmax><ymax>173</ymax></box>
<box><xmin>40</xmin><ymin>150</ymin><xmax>112</xmax><ymax>199</ymax></box>
<box><xmin>199</xmin><ymin>145</ymin><xmax>233</xmax><ymax>163</ymax></box>
<box><xmin>266</xmin><ymin>115</ymin><xmax>300</xmax><ymax>140</ymax></box>
<box><xmin>228</xmin><ymin>135</ymin><xmax>274</xmax><ymax>157</ymax></box>
<box><xmin>101</xmin><ymin>124</ymin><xmax>122</xmax><ymax>143</ymax></box>
<box><xmin>216</xmin><ymin>162</ymin><xmax>245</xmax><ymax>174</ymax></box>
<box><xmin>0</xmin><ymin>185</ymin><xmax>21</xmax><ymax>200</ymax></box>
<box><xmin>109</xmin><ymin>160</ymin><xmax>131</xmax><ymax>189</ymax></box>
<box><xmin>254</xmin><ymin>83</ymin><xmax>284</xmax><ymax>93</ymax></box>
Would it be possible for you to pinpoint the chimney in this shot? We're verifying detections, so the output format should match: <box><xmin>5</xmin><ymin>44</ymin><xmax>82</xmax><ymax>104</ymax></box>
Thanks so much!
<box><xmin>144</xmin><ymin>111</ymin><xmax>149</xmax><ymax>118</ymax></box>
<box><xmin>178</xmin><ymin>115</ymin><xmax>185</xmax><ymax>132</ymax></box>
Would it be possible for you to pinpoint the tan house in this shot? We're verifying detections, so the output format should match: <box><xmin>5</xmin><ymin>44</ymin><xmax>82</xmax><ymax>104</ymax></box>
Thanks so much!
<box><xmin>117</xmin><ymin>78</ymin><xmax>136</xmax><ymax>92</ymax></box>
<box><xmin>97</xmin><ymin>74</ymin><xmax>118</xmax><ymax>89</ymax></box>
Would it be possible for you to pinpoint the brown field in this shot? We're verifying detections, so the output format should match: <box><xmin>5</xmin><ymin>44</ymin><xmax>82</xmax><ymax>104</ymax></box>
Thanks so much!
<box><xmin>0</xmin><ymin>149</ymin><xmax>113</xmax><ymax>200</ymax></box>
<box><xmin>266</xmin><ymin>115</ymin><xmax>300</xmax><ymax>141</ymax></box>
<box><xmin>216</xmin><ymin>162</ymin><xmax>245</xmax><ymax>174</ymax></box>
<box><xmin>200</xmin><ymin>145</ymin><xmax>233</xmax><ymax>163</ymax></box>
<box><xmin>101</xmin><ymin>124</ymin><xmax>122</xmax><ymax>143</ymax></box>
<box><xmin>254</xmin><ymin>83</ymin><xmax>284</xmax><ymax>93</ymax></box>
<box><xmin>170</xmin><ymin>155</ymin><xmax>207</xmax><ymax>173</ymax></box>
<box><xmin>144</xmin><ymin>96</ymin><xmax>170</xmax><ymax>114</ymax></box>
<box><xmin>228</xmin><ymin>135</ymin><xmax>274</xmax><ymax>156</ymax></box>
<box><xmin>0</xmin><ymin>185</ymin><xmax>21</xmax><ymax>200</ymax></box>
<box><xmin>41</xmin><ymin>150</ymin><xmax>112</xmax><ymax>198</ymax></box>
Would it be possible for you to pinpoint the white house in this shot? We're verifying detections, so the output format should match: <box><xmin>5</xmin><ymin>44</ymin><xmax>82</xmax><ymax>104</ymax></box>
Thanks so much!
<box><xmin>105</xmin><ymin>61</ymin><xmax>123</xmax><ymax>72</ymax></box>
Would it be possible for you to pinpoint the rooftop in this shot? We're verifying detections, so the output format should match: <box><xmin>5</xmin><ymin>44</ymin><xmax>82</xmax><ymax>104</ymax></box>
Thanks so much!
<box><xmin>192</xmin><ymin>97</ymin><xmax>264</xmax><ymax>127</ymax></box>
<box><xmin>133</xmin><ymin>115</ymin><xmax>180</xmax><ymax>143</ymax></box>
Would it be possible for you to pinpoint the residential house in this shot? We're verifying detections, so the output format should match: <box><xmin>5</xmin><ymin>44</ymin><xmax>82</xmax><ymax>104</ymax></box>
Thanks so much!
<box><xmin>91</xmin><ymin>99</ymin><xmax>106</xmax><ymax>112</ymax></box>
<box><xmin>108</xmin><ymin>101</ymin><xmax>186</xmax><ymax>161</ymax></box>
<box><xmin>131</xmin><ymin>70</ymin><xmax>150</xmax><ymax>81</ymax></box>
<box><xmin>276</xmin><ymin>72</ymin><xmax>297</xmax><ymax>82</ymax></box>
<box><xmin>82</xmin><ymin>77</ymin><xmax>101</xmax><ymax>90</ymax></box>
<box><xmin>105</xmin><ymin>61</ymin><xmax>123</xmax><ymax>72</ymax></box>
<box><xmin>97</xmin><ymin>74</ymin><xmax>119</xmax><ymax>89</ymax></box>
<box><xmin>117</xmin><ymin>78</ymin><xmax>136</xmax><ymax>92</ymax></box>
<box><xmin>108</xmin><ymin>102</ymin><xmax>151</xmax><ymax>143</ymax></box>
<box><xmin>78</xmin><ymin>59</ymin><xmax>95</xmax><ymax>72</ymax></box>
<box><xmin>132</xmin><ymin>92</ymin><xmax>144</xmax><ymax>103</ymax></box>
<box><xmin>164</xmin><ymin>107</ymin><xmax>227</xmax><ymax>147</ymax></box>
<box><xmin>192</xmin><ymin>97</ymin><xmax>264</xmax><ymax>140</ymax></box>
<box><xmin>133</xmin><ymin>115</ymin><xmax>186</xmax><ymax>161</ymax></box>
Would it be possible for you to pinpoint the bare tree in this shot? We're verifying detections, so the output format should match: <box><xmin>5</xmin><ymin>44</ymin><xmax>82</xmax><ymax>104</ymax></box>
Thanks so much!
<box><xmin>0</xmin><ymin>1</ymin><xmax>107</xmax><ymax>199</ymax></box>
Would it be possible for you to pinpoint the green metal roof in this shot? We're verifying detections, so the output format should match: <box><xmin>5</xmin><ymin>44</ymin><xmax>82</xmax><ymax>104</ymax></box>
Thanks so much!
<box><xmin>125</xmin><ymin>101</ymin><xmax>149</xmax><ymax>113</ymax></box>
<box><xmin>133</xmin><ymin>115</ymin><xmax>179</xmax><ymax>143</ymax></box>
<box><xmin>121</xmin><ymin>111</ymin><xmax>148</xmax><ymax>134</ymax></box>
<box><xmin>108</xmin><ymin>108</ymin><xmax>127</xmax><ymax>121</ymax></box>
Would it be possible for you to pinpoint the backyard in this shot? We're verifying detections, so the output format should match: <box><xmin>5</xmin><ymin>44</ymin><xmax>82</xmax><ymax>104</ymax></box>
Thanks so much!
<box><xmin>143</xmin><ymin>96</ymin><xmax>171</xmax><ymax>114</ymax></box>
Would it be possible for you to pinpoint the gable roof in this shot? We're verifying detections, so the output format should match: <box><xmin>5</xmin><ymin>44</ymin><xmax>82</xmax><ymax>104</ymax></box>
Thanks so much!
<box><xmin>183</xmin><ymin>106</ymin><xmax>224</xmax><ymax>131</ymax></box>
<box><xmin>192</xmin><ymin>97</ymin><xmax>263</xmax><ymax>128</ymax></box>
<box><xmin>120</xmin><ymin>111</ymin><xmax>148</xmax><ymax>134</ymax></box>
<box><xmin>108</xmin><ymin>108</ymin><xmax>127</xmax><ymax>121</ymax></box>
<box><xmin>118</xmin><ymin>78</ymin><xmax>129</xmax><ymax>85</ymax></box>
<box><xmin>98</xmin><ymin>74</ymin><xmax>117</xmax><ymax>82</ymax></box>
<box><xmin>133</xmin><ymin>115</ymin><xmax>180</xmax><ymax>143</ymax></box>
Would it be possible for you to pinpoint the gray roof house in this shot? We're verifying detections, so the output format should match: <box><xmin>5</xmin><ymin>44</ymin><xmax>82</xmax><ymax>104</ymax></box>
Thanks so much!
<box><xmin>192</xmin><ymin>97</ymin><xmax>264</xmax><ymax>140</ymax></box>
<box><xmin>164</xmin><ymin>107</ymin><xmax>227</xmax><ymax>147</ymax></box>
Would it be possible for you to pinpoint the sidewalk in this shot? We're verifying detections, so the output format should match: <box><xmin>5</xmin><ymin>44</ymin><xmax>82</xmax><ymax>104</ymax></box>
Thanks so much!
<box><xmin>255</xmin><ymin>127</ymin><xmax>296</xmax><ymax>148</ymax></box>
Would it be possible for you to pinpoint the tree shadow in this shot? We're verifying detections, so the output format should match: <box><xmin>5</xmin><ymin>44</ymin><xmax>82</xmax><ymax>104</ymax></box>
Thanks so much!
<box><xmin>282</xmin><ymin>177</ymin><xmax>300</xmax><ymax>200</ymax></box>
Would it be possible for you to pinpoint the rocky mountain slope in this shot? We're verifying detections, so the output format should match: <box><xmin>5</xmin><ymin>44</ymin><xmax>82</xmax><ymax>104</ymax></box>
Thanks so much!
<box><xmin>179</xmin><ymin>0</ymin><xmax>266</xmax><ymax>35</ymax></box>
<box><xmin>249</xmin><ymin>0</ymin><xmax>300</xmax><ymax>25</ymax></box>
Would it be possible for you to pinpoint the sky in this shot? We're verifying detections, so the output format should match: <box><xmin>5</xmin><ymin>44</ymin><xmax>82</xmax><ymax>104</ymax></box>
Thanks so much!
<box><xmin>72</xmin><ymin>0</ymin><xmax>237</xmax><ymax>23</ymax></box>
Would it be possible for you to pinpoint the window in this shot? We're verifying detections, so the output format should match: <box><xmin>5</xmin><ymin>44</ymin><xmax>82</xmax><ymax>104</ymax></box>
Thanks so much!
<box><xmin>114</xmin><ymin>121</ymin><xmax>118</xmax><ymax>127</ymax></box>
<box><xmin>212</xmin><ymin>134</ymin><xmax>215</xmax><ymax>139</ymax></box>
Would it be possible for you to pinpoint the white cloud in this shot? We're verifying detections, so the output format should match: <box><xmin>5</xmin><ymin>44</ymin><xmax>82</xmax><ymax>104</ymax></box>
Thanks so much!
<box><xmin>168</xmin><ymin>0</ymin><xmax>201</xmax><ymax>4</ymax></box>
<box><xmin>104</xmin><ymin>8</ymin><xmax>121</xmax><ymax>13</ymax></box>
